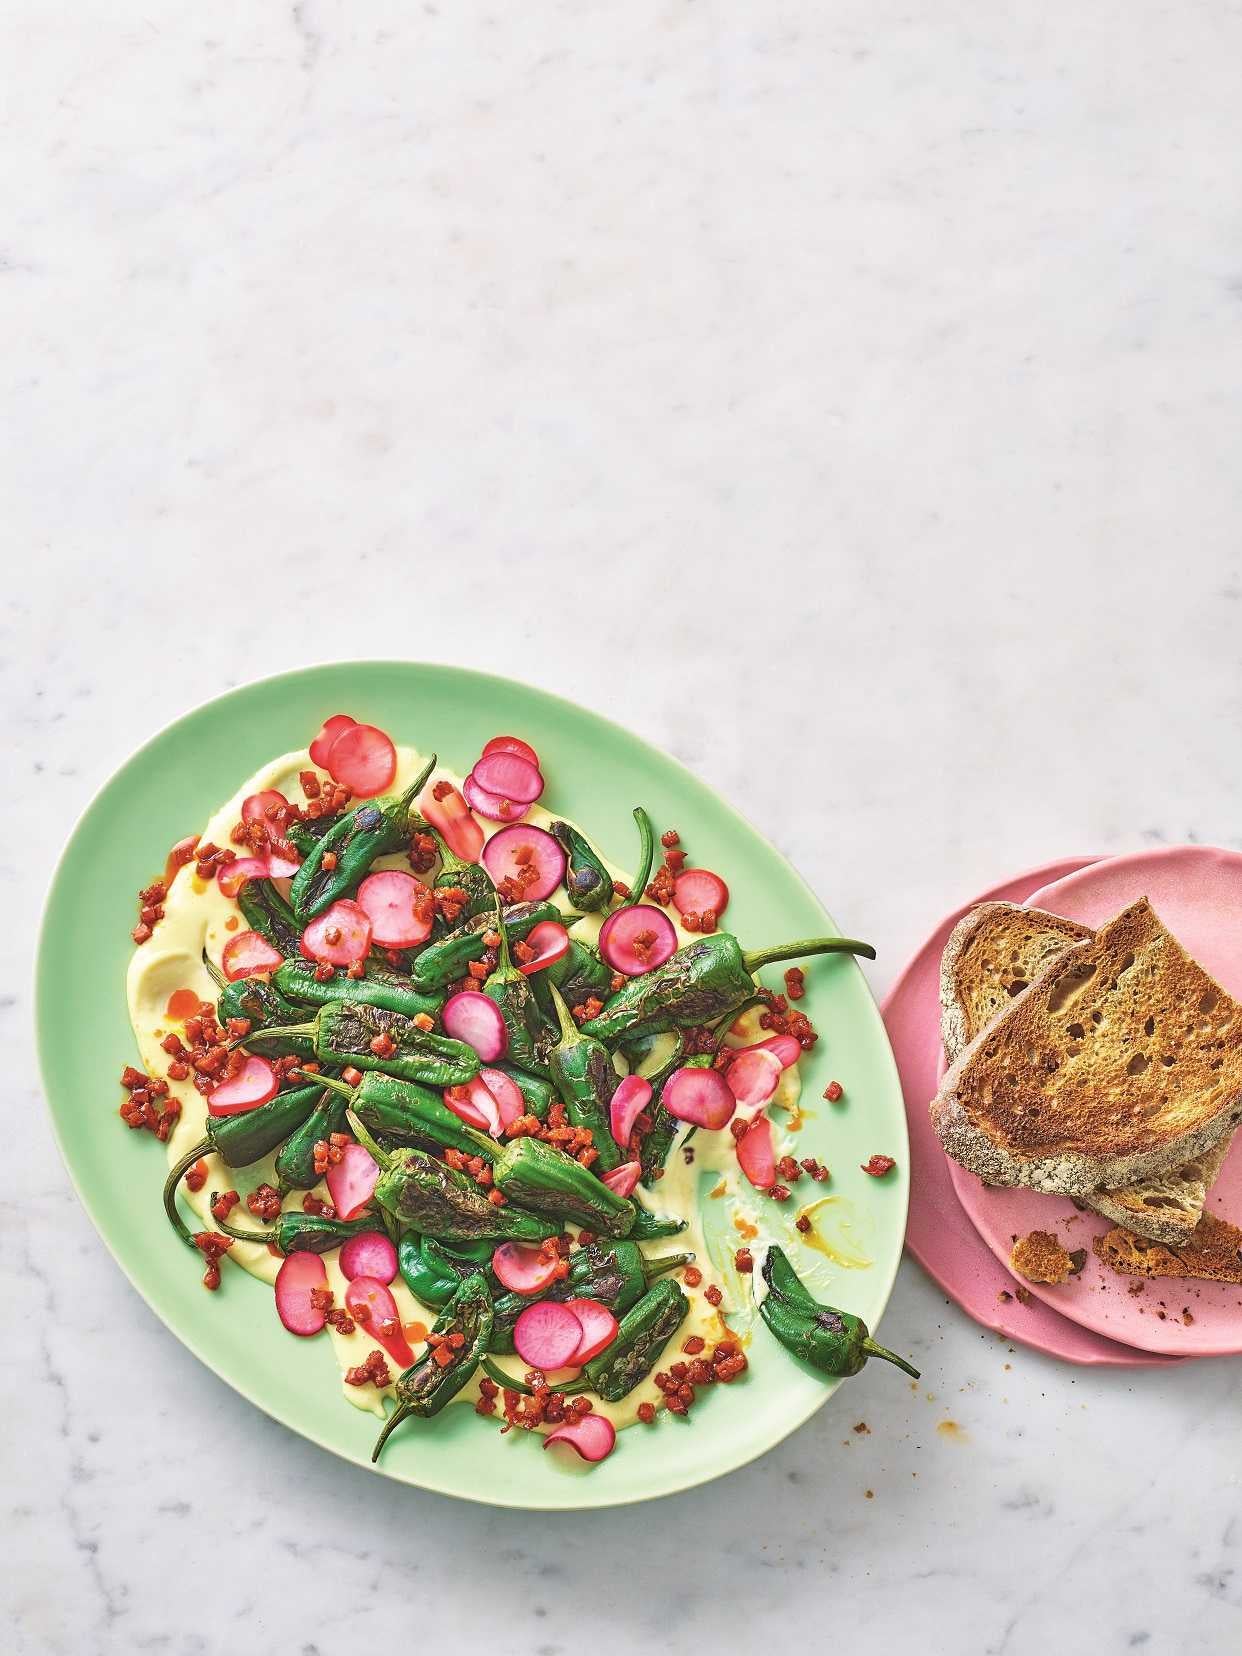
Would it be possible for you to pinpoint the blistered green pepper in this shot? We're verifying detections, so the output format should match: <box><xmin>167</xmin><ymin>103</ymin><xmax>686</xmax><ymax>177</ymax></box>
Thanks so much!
<box><xmin>546</xmin><ymin>982</ymin><xmax>620</xmax><ymax>1172</ymax></box>
<box><xmin>372</xmin><ymin>1272</ymin><xmax>494</xmax><ymax>1462</ymax></box>
<box><xmin>536</xmin><ymin>937</ymin><xmax>613</xmax><ymax>1016</ymax></box>
<box><xmin>482</xmin><ymin>902</ymin><xmax>550</xmax><ymax>1076</ymax></box>
<box><xmin>410</xmin><ymin>900</ymin><xmax>564</xmax><ymax>992</ymax></box>
<box><xmin>289</xmin><ymin>756</ymin><xmax>435</xmax><ymax>921</ymax></box>
<box><xmin>759</xmin><ymin>1246</ymin><xmax>919</xmax><ymax>1379</ymax></box>
<box><xmin>397</xmin><ymin>1232</ymin><xmax>488</xmax><ymax>1308</ymax></box>
<box><xmin>491</xmin><ymin>1062</ymin><xmax>558</xmax><ymax>1121</ymax></box>
<box><xmin>245</xmin><ymin>1001</ymin><xmax>479</xmax><ymax>1088</ymax></box>
<box><xmin>238</xmin><ymin>879</ymin><xmax>302</xmax><ymax>957</ymax></box>
<box><xmin>204</xmin><ymin>954</ymin><xmax>311</xmax><ymax>1056</ymax></box>
<box><xmin>429</xmin><ymin>830</ymin><xmax>495</xmax><ymax>923</ymax></box>
<box><xmin>274</xmin><ymin>960</ymin><xmax>443</xmax><ymax>1022</ymax></box>
<box><xmin>489</xmin><ymin>1241</ymin><xmax>691</xmax><ymax>1353</ymax></box>
<box><xmin>550</xmin><ymin>820</ymin><xmax>614</xmax><ymax>912</ymax></box>
<box><xmin>465</xmin><ymin>1130</ymin><xmax>634</xmax><ymax>1236</ymax></box>
<box><xmin>584</xmin><ymin>1278</ymin><xmax>688</xmax><ymax>1401</ymax></box>
<box><xmin>313</xmin><ymin>1069</ymin><xmax>496</xmax><ymax>1162</ymax></box>
<box><xmin>366</xmin><ymin>1140</ymin><xmax>559</xmax><ymax>1244</ymax></box>
<box><xmin>211</xmin><ymin>1205</ymin><xmax>379</xmax><ymax>1255</ymax></box>
<box><xmin>275</xmin><ymin>1086</ymin><xmax>350</xmax><ymax>1191</ymax></box>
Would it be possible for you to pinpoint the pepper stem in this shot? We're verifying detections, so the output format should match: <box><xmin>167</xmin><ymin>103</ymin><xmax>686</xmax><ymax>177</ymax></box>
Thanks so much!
<box><xmin>862</xmin><ymin>1338</ymin><xmax>921</xmax><ymax>1380</ymax></box>
<box><xmin>163</xmin><ymin>1139</ymin><xmax>211</xmax><ymax>1247</ymax></box>
<box><xmin>233</xmin><ymin>1021</ymin><xmax>315</xmax><ymax>1052</ymax></box>
<box><xmin>371</xmin><ymin>1399</ymin><xmax>415</xmax><ymax>1463</ymax></box>
<box><xmin>710</xmin><ymin>995</ymin><xmax>765</xmax><ymax>1059</ymax></box>
<box><xmin>479</xmin><ymin>1355</ymin><xmax>589</xmax><ymax>1397</ymax></box>
<box><xmin>345</xmin><ymin>1109</ymin><xmax>393</xmax><ymax>1169</ymax></box>
<box><xmin>399</xmin><ymin>755</ymin><xmax>437</xmax><ymax>823</ymax></box>
<box><xmin>459</xmin><ymin>1124</ymin><xmax>499</xmax><ymax>1158</ymax></box>
<box><xmin>210</xmin><ymin>1200</ymin><xmax>276</xmax><ymax>1245</ymax></box>
<box><xmin>303</xmin><ymin>1070</ymin><xmax>356</xmax><ymax>1101</ymax></box>
<box><xmin>645</xmin><ymin>1251</ymin><xmax>694</xmax><ymax>1280</ymax></box>
<box><xmin>623</xmin><ymin>806</ymin><xmax>655</xmax><ymax>908</ymax></box>
<box><xmin>201</xmin><ymin>951</ymin><xmax>227</xmax><ymax>990</ymax></box>
<box><xmin>546</xmin><ymin>980</ymin><xmax>581</xmax><ymax>1047</ymax></box>
<box><xmin>742</xmin><ymin>936</ymin><xmax>877</xmax><ymax>972</ymax></box>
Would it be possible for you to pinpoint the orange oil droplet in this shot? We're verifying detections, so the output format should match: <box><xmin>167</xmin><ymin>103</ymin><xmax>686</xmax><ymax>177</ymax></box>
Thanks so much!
<box><xmin>165</xmin><ymin>988</ymin><xmax>202</xmax><ymax>1021</ymax></box>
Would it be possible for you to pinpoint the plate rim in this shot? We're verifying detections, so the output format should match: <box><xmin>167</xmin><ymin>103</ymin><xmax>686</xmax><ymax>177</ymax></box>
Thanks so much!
<box><xmin>35</xmin><ymin>659</ymin><xmax>910</xmax><ymax>1508</ymax></box>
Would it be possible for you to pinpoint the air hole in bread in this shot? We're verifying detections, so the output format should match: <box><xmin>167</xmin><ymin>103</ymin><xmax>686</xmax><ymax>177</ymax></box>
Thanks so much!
<box><xmin>1200</xmin><ymin>988</ymin><xmax>1220</xmax><ymax>1014</ymax></box>
<box><xmin>1091</xmin><ymin>1010</ymin><xmax>1103</xmax><ymax>1025</ymax></box>
<box><xmin>1047</xmin><ymin>962</ymin><xmax>1098</xmax><ymax>1014</ymax></box>
<box><xmin>1006</xmin><ymin>980</ymin><xmax>1027</xmax><ymax>997</ymax></box>
<box><xmin>1144</xmin><ymin>1017</ymin><xmax>1156</xmax><ymax>1037</ymax></box>
<box><xmin>1067</xmin><ymin>1022</ymin><xmax>1085</xmax><ymax>1040</ymax></box>
<box><xmin>1127</xmin><ymin>1053</ymin><xmax>1150</xmax><ymax>1076</ymax></box>
<box><xmin>1161</xmin><ymin>1055</ymin><xmax>1175</xmax><ymax>1067</ymax></box>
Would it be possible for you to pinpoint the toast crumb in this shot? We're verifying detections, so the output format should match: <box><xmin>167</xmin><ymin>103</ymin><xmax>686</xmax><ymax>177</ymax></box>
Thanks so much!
<box><xmin>1011</xmin><ymin>1230</ymin><xmax>1076</xmax><ymax>1285</ymax></box>
<box><xmin>1092</xmin><ymin>1211</ymin><xmax>1242</xmax><ymax>1284</ymax></box>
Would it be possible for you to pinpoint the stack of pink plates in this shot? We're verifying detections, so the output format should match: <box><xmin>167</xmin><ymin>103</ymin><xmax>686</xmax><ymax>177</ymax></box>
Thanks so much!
<box><xmin>883</xmin><ymin>846</ymin><xmax>1242</xmax><ymax>1365</ymax></box>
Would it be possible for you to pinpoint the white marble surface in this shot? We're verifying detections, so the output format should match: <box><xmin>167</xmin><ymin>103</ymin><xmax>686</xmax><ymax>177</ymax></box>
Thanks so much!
<box><xmin>5</xmin><ymin>2</ymin><xmax>1242</xmax><ymax>1651</ymax></box>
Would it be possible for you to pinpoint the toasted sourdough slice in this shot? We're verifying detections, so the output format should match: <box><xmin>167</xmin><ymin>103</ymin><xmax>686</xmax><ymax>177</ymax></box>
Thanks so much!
<box><xmin>1093</xmin><ymin>1212</ymin><xmax>1242</xmax><ymax>1284</ymax></box>
<box><xmin>931</xmin><ymin>898</ymin><xmax>1242</xmax><ymax>1195</ymax></box>
<box><xmin>940</xmin><ymin>901</ymin><xmax>1236</xmax><ymax>1241</ymax></box>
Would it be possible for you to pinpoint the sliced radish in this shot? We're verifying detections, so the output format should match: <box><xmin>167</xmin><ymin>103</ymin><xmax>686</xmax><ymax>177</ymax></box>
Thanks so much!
<box><xmin>609</xmin><ymin>1074</ymin><xmax>653</xmax><ymax>1147</ymax></box>
<box><xmin>356</xmin><ymin>870</ymin><xmax>435</xmax><ymax>948</ymax></box>
<box><xmin>600</xmin><ymin>1161</ymin><xmax>641</xmax><ymax>1200</ymax></box>
<box><xmin>462</xmin><ymin>772</ymin><xmax>529</xmax><ymax>824</ymax></box>
<box><xmin>672</xmin><ymin>868</ymin><xmax>730</xmax><ymax>920</ymax></box>
<box><xmin>326</xmin><ymin>1140</ymin><xmax>380</xmax><ymax>1220</ymax></box>
<box><xmin>242</xmin><ymin>789</ymin><xmax>289</xmax><ymax>826</ymax></box>
<box><xmin>471</xmin><ymin>750</ymin><xmax>543</xmax><ymax>806</ymax></box>
<box><xmin>479</xmin><ymin>1067</ymin><xmax>525</xmax><ymax>1130</ymax></box>
<box><xmin>443</xmin><ymin>1081</ymin><xmax>500</xmax><ymax>1134</ymax></box>
<box><xmin>482</xmin><ymin>735</ymin><xmax>540</xmax><ymax>769</ymax></box>
<box><xmin>344</xmin><ymin>1276</ymin><xmax>415</xmax><ymax>1367</ymax></box>
<box><xmin>564</xmin><ymin>1298</ymin><xmax>619</xmax><ymax>1364</ymax></box>
<box><xmin>207</xmin><ymin>1055</ymin><xmax>280</xmax><ymax>1116</ymax></box>
<box><xmin>221</xmin><ymin>930</ymin><xmax>284</xmax><ymax>982</ymax></box>
<box><xmin>492</xmin><ymin>1242</ymin><xmax>564</xmax><ymax>1296</ymax></box>
<box><xmin>481</xmin><ymin>824</ymin><xmax>566</xmax><ymax>903</ymax></box>
<box><xmin>725</xmin><ymin>1047</ymin><xmax>783</xmax><ymax>1107</ymax></box>
<box><xmin>598</xmin><ymin>905</ymin><xmax>678</xmax><ymax>978</ymax></box>
<box><xmin>543</xmin><ymin>1413</ymin><xmax>615</xmax><ymax>1463</ymax></box>
<box><xmin>747</xmin><ymin>1034</ymin><xmax>802</xmax><ymax>1069</ymax></box>
<box><xmin>217</xmin><ymin>856</ymin><xmax>270</xmax><ymax>899</ymax></box>
<box><xmin>309</xmin><ymin>713</ymin><xmax>357</xmax><ymax>768</ymax></box>
<box><xmin>513</xmin><ymin>1300</ymin><xmax>585</xmax><ymax>1370</ymax></box>
<box><xmin>265</xmin><ymin>848</ymin><xmax>302</xmax><ymax>878</ymax></box>
<box><xmin>662</xmin><ymin>1065</ymin><xmax>736</xmax><ymax>1131</ymax></box>
<box><xmin>301</xmin><ymin>899</ymin><xmax>373</xmax><ymax>966</ymax></box>
<box><xmin>516</xmin><ymin>921</ymin><xmax>570</xmax><ymax>977</ymax></box>
<box><xmin>325</xmin><ymin>722</ymin><xmax>397</xmax><ymax>797</ymax></box>
<box><xmin>736</xmin><ymin>1112</ymin><xmax>776</xmax><ymax>1190</ymax></box>
<box><xmin>339</xmin><ymin>1231</ymin><xmax>399</xmax><ymax>1285</ymax></box>
<box><xmin>419</xmin><ymin>781</ymin><xmax>485</xmax><ymax>863</ymax></box>
<box><xmin>442</xmin><ymin>991</ymin><xmax>508</xmax><ymax>1061</ymax></box>
<box><xmin>275</xmin><ymin>1252</ymin><xmax>329</xmax><ymax>1336</ymax></box>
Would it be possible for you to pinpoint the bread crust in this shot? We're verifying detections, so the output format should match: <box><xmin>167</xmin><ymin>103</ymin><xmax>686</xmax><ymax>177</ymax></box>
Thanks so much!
<box><xmin>931</xmin><ymin>899</ymin><xmax>1242</xmax><ymax>1195</ymax></box>
<box><xmin>1092</xmin><ymin>1212</ymin><xmax>1242</xmax><ymax>1284</ymax></box>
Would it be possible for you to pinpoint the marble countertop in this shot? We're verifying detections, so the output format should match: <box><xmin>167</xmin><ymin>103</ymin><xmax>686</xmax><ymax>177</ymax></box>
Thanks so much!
<box><xmin>6</xmin><ymin>3</ymin><xmax>1242</xmax><ymax>1651</ymax></box>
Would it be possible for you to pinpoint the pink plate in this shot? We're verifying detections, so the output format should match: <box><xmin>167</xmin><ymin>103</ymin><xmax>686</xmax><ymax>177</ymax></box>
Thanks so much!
<box><xmin>949</xmin><ymin>845</ymin><xmax>1242</xmax><ymax>1358</ymax></box>
<box><xmin>883</xmin><ymin>856</ymin><xmax>1178</xmax><ymax>1367</ymax></box>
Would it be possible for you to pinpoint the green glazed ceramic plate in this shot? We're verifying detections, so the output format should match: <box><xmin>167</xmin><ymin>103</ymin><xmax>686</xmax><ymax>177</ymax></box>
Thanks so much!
<box><xmin>37</xmin><ymin>663</ymin><xmax>908</xmax><ymax>1508</ymax></box>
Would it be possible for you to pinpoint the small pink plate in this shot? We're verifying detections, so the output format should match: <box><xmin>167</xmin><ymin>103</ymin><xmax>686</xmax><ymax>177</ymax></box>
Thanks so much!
<box><xmin>949</xmin><ymin>845</ymin><xmax>1242</xmax><ymax>1358</ymax></box>
<box><xmin>882</xmin><ymin>856</ymin><xmax>1177</xmax><ymax>1367</ymax></box>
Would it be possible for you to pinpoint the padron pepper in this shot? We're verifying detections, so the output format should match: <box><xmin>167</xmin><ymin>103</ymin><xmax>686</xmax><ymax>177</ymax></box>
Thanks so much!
<box><xmin>546</xmin><ymin>981</ymin><xmax>621</xmax><ymax>1172</ymax></box>
<box><xmin>371</xmin><ymin>1271</ymin><xmax>494</xmax><ymax>1463</ymax></box>
<box><xmin>162</xmin><ymin>1083</ymin><xmax>326</xmax><ymax>1244</ymax></box>
<box><xmin>204</xmin><ymin>954</ymin><xmax>313</xmax><ymax>1056</ymax></box>
<box><xmin>397</xmin><ymin>1232</ymin><xmax>490</xmax><ymax>1309</ymax></box>
<box><xmin>461</xmin><ymin>1128</ymin><xmax>634</xmax><ymax>1237</ymax></box>
<box><xmin>536</xmin><ymin>936</ymin><xmax>613</xmax><ymax>1016</ymax></box>
<box><xmin>489</xmin><ymin>1241</ymin><xmax>692</xmax><ymax>1353</ymax></box>
<box><xmin>274</xmin><ymin>959</ymin><xmax>443</xmax><ymax>1022</ymax></box>
<box><xmin>211</xmin><ymin>1205</ymin><xmax>379</xmax><ymax>1255</ymax></box>
<box><xmin>410</xmin><ymin>899</ymin><xmax>565</xmax><ymax>992</ymax></box>
<box><xmin>623</xmin><ymin>1031</ymin><xmax>687</xmax><ymax>1187</ymax></box>
<box><xmin>244</xmin><ymin>1001</ymin><xmax>480</xmax><ymax>1088</ymax></box>
<box><xmin>289</xmin><ymin>755</ymin><xmax>436</xmax><ymax>922</ymax></box>
<box><xmin>549</xmin><ymin>820</ymin><xmax>614</xmax><ymax>912</ymax></box>
<box><xmin>626</xmin><ymin>1203</ymin><xmax>687</xmax><ymax>1241</ymax></box>
<box><xmin>275</xmin><ymin>1086</ymin><xmax>350</xmax><ymax>1191</ymax></box>
<box><xmin>360</xmin><ymin>1133</ymin><xmax>560</xmax><ymax>1245</ymax></box>
<box><xmin>759</xmin><ymin>1246</ymin><xmax>920</xmax><ymax>1380</ymax></box>
<box><xmin>429</xmin><ymin>829</ymin><xmax>495</xmax><ymax>924</ymax></box>
<box><xmin>481</xmin><ymin>901</ymin><xmax>551</xmax><ymax>1076</ymax></box>
<box><xmin>580</xmin><ymin>931</ymin><xmax>877</xmax><ymax>1046</ymax></box>
<box><xmin>491</xmin><ymin>1062</ymin><xmax>558</xmax><ymax>1121</ymax></box>
<box><xmin>238</xmin><ymin>879</ymin><xmax>302</xmax><ymax>957</ymax></box>
<box><xmin>584</xmin><ymin>1277</ymin><xmax>688</xmax><ymax>1401</ymax></box>
<box><xmin>312</xmin><ymin>1069</ymin><xmax>497</xmax><ymax>1162</ymax></box>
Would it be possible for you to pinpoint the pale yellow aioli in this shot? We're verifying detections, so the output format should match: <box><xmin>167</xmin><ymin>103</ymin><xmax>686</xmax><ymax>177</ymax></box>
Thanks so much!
<box><xmin>126</xmin><ymin>745</ymin><xmax>856</xmax><ymax>1438</ymax></box>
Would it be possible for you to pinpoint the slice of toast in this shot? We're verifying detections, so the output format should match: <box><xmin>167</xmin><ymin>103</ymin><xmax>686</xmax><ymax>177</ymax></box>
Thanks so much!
<box><xmin>931</xmin><ymin>898</ymin><xmax>1242</xmax><ymax>1195</ymax></box>
<box><xmin>1092</xmin><ymin>1211</ymin><xmax>1242</xmax><ymax>1284</ymax></box>
<box><xmin>940</xmin><ymin>901</ymin><xmax>1236</xmax><ymax>1242</ymax></box>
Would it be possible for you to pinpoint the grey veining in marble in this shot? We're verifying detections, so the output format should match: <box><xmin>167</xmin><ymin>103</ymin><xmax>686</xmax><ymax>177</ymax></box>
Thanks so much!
<box><xmin>4</xmin><ymin>3</ymin><xmax>1242</xmax><ymax>1652</ymax></box>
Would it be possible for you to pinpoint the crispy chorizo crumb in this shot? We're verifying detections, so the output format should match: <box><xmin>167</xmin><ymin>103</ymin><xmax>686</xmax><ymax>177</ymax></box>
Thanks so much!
<box><xmin>861</xmin><ymin>1154</ymin><xmax>896</xmax><ymax>1177</ymax></box>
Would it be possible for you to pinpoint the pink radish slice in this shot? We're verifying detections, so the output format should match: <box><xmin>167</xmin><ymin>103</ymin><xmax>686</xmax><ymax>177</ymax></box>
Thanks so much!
<box><xmin>355</xmin><ymin>870</ymin><xmax>435</xmax><ymax>948</ymax></box>
<box><xmin>339</xmin><ymin>1231</ymin><xmax>399</xmax><ymax>1285</ymax></box>
<box><xmin>325</xmin><ymin>722</ymin><xmax>397</xmax><ymax>797</ymax></box>
<box><xmin>217</xmin><ymin>856</ymin><xmax>270</xmax><ymax>898</ymax></box>
<box><xmin>309</xmin><ymin>713</ymin><xmax>356</xmax><ymax>768</ymax></box>
<box><xmin>265</xmin><ymin>848</ymin><xmax>301</xmax><ymax>878</ymax></box>
<box><xmin>600</xmin><ymin>1161</ymin><xmax>641</xmax><ymax>1199</ymax></box>
<box><xmin>221</xmin><ymin>929</ymin><xmax>284</xmax><ymax>982</ymax></box>
<box><xmin>479</xmin><ymin>1067</ymin><xmax>525</xmax><ymax>1130</ymax></box>
<box><xmin>207</xmin><ymin>1055</ymin><xmax>280</xmax><ymax>1116</ymax></box>
<box><xmin>326</xmin><ymin>1141</ymin><xmax>380</xmax><ymax>1221</ymax></box>
<box><xmin>747</xmin><ymin>1034</ymin><xmax>802</xmax><ymax>1069</ymax></box>
<box><xmin>344</xmin><ymin>1277</ymin><xmax>415</xmax><ymax>1367</ymax></box>
<box><xmin>492</xmin><ymin>1242</ymin><xmax>564</xmax><ymax>1296</ymax></box>
<box><xmin>443</xmin><ymin>1082</ymin><xmax>499</xmax><ymax>1134</ymax></box>
<box><xmin>598</xmin><ymin>905</ymin><xmax>678</xmax><ymax>978</ymax></box>
<box><xmin>725</xmin><ymin>1047</ymin><xmax>783</xmax><ymax>1107</ymax></box>
<box><xmin>419</xmin><ymin>781</ymin><xmax>485</xmax><ymax>864</ymax></box>
<box><xmin>609</xmin><ymin>1074</ymin><xmax>653</xmax><ymax>1147</ymax></box>
<box><xmin>470</xmin><ymin>751</ymin><xmax>543</xmax><ymax>806</ymax></box>
<box><xmin>442</xmin><ymin>991</ymin><xmax>509</xmax><ymax>1061</ymax></box>
<box><xmin>516</xmin><ymin>921</ymin><xmax>570</xmax><ymax>977</ymax></box>
<box><xmin>242</xmin><ymin>789</ymin><xmax>289</xmax><ymax>826</ymax></box>
<box><xmin>481</xmin><ymin>824</ymin><xmax>566</xmax><ymax>903</ymax></box>
<box><xmin>543</xmin><ymin>1412</ymin><xmax>616</xmax><ymax>1464</ymax></box>
<box><xmin>275</xmin><ymin>1252</ymin><xmax>329</xmax><ymax>1336</ymax></box>
<box><xmin>662</xmin><ymin>1065</ymin><xmax>736</xmax><ymax>1131</ymax></box>
<box><xmin>462</xmin><ymin>772</ymin><xmax>529</xmax><ymax>824</ymax></box>
<box><xmin>736</xmin><ymin>1112</ymin><xmax>776</xmax><ymax>1190</ymax></box>
<box><xmin>513</xmin><ymin>1300</ymin><xmax>586</xmax><ymax>1370</ymax></box>
<box><xmin>564</xmin><ymin>1298</ymin><xmax>620</xmax><ymax>1364</ymax></box>
<box><xmin>482</xmin><ymin>735</ymin><xmax>540</xmax><ymax>769</ymax></box>
<box><xmin>672</xmin><ymin>867</ymin><xmax>730</xmax><ymax>920</ymax></box>
<box><xmin>301</xmin><ymin>899</ymin><xmax>373</xmax><ymax>967</ymax></box>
